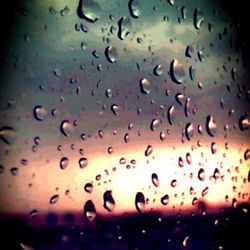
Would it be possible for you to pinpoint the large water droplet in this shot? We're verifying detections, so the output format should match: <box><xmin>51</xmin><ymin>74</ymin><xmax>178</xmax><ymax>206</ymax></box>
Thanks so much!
<box><xmin>128</xmin><ymin>0</ymin><xmax>141</xmax><ymax>18</ymax></box>
<box><xmin>198</xmin><ymin>168</ymin><xmax>205</xmax><ymax>181</ymax></box>
<box><xmin>153</xmin><ymin>64</ymin><xmax>164</xmax><ymax>76</ymax></box>
<box><xmin>170</xmin><ymin>60</ymin><xmax>185</xmax><ymax>84</ymax></box>
<box><xmin>118</xmin><ymin>17</ymin><xmax>132</xmax><ymax>40</ymax></box>
<box><xmin>152</xmin><ymin>173</ymin><xmax>159</xmax><ymax>187</ymax></box>
<box><xmin>50</xmin><ymin>194</ymin><xmax>59</xmax><ymax>204</ymax></box>
<box><xmin>84</xmin><ymin>200</ymin><xmax>96</xmax><ymax>222</ymax></box>
<box><xmin>161</xmin><ymin>194</ymin><xmax>169</xmax><ymax>205</ymax></box>
<box><xmin>145</xmin><ymin>145</ymin><xmax>153</xmax><ymax>156</ymax></box>
<box><xmin>60</xmin><ymin>120</ymin><xmax>74</xmax><ymax>137</ymax></box>
<box><xmin>185</xmin><ymin>123</ymin><xmax>194</xmax><ymax>140</ymax></box>
<box><xmin>194</xmin><ymin>8</ymin><xmax>204</xmax><ymax>29</ymax></box>
<box><xmin>103</xmin><ymin>190</ymin><xmax>115</xmax><ymax>212</ymax></box>
<box><xmin>140</xmin><ymin>78</ymin><xmax>151</xmax><ymax>94</ymax></box>
<box><xmin>33</xmin><ymin>105</ymin><xmax>47</xmax><ymax>121</ymax></box>
<box><xmin>239</xmin><ymin>116</ymin><xmax>250</xmax><ymax>131</ymax></box>
<box><xmin>105</xmin><ymin>45</ymin><xmax>118</xmax><ymax>63</ymax></box>
<box><xmin>206</xmin><ymin>115</ymin><xmax>217</xmax><ymax>137</ymax></box>
<box><xmin>111</xmin><ymin>104</ymin><xmax>119</xmax><ymax>115</ymax></box>
<box><xmin>60</xmin><ymin>157</ymin><xmax>69</xmax><ymax>170</ymax></box>
<box><xmin>135</xmin><ymin>192</ymin><xmax>145</xmax><ymax>213</ymax></box>
<box><xmin>84</xmin><ymin>183</ymin><xmax>93</xmax><ymax>193</ymax></box>
<box><xmin>79</xmin><ymin>157</ymin><xmax>88</xmax><ymax>168</ymax></box>
<box><xmin>150</xmin><ymin>119</ymin><xmax>160</xmax><ymax>131</ymax></box>
<box><xmin>167</xmin><ymin>105</ymin><xmax>175</xmax><ymax>125</ymax></box>
<box><xmin>0</xmin><ymin>126</ymin><xmax>16</xmax><ymax>145</ymax></box>
<box><xmin>77</xmin><ymin>0</ymin><xmax>101</xmax><ymax>23</ymax></box>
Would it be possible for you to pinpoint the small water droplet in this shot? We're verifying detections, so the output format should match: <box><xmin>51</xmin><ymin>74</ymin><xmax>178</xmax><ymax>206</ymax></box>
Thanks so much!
<box><xmin>77</xmin><ymin>0</ymin><xmax>101</xmax><ymax>23</ymax></box>
<box><xmin>53</xmin><ymin>68</ymin><xmax>62</xmax><ymax>77</ymax></box>
<box><xmin>175</xmin><ymin>93</ymin><xmax>185</xmax><ymax>105</ymax></box>
<box><xmin>181</xmin><ymin>6</ymin><xmax>187</xmax><ymax>19</ymax></box>
<box><xmin>244</xmin><ymin>149</ymin><xmax>250</xmax><ymax>160</ymax></box>
<box><xmin>161</xmin><ymin>194</ymin><xmax>169</xmax><ymax>205</ymax></box>
<box><xmin>135</xmin><ymin>192</ymin><xmax>145</xmax><ymax>213</ymax></box>
<box><xmin>202</xmin><ymin>186</ymin><xmax>209</xmax><ymax>197</ymax></box>
<box><xmin>178</xmin><ymin>157</ymin><xmax>184</xmax><ymax>167</ymax></box>
<box><xmin>189</xmin><ymin>66</ymin><xmax>196</xmax><ymax>81</ymax></box>
<box><xmin>105</xmin><ymin>45</ymin><xmax>118</xmax><ymax>63</ymax></box>
<box><xmin>140</xmin><ymin>78</ymin><xmax>151</xmax><ymax>94</ymax></box>
<box><xmin>128</xmin><ymin>0</ymin><xmax>141</xmax><ymax>18</ymax></box>
<box><xmin>33</xmin><ymin>105</ymin><xmax>47</xmax><ymax>121</ymax></box>
<box><xmin>182</xmin><ymin>236</ymin><xmax>189</xmax><ymax>247</ymax></box>
<box><xmin>194</xmin><ymin>8</ymin><xmax>204</xmax><ymax>29</ymax></box>
<box><xmin>186</xmin><ymin>153</ymin><xmax>191</xmax><ymax>164</ymax></box>
<box><xmin>160</xmin><ymin>132</ymin><xmax>166</xmax><ymax>141</ymax></box>
<box><xmin>0</xmin><ymin>126</ymin><xmax>17</xmax><ymax>145</ymax></box>
<box><xmin>185</xmin><ymin>45</ymin><xmax>194</xmax><ymax>58</ymax></box>
<box><xmin>84</xmin><ymin>183</ymin><xmax>93</xmax><ymax>193</ymax></box>
<box><xmin>185</xmin><ymin>123</ymin><xmax>194</xmax><ymax>140</ymax></box>
<box><xmin>153</xmin><ymin>64</ymin><xmax>164</xmax><ymax>76</ymax></box>
<box><xmin>150</xmin><ymin>119</ymin><xmax>160</xmax><ymax>131</ymax></box>
<box><xmin>239</xmin><ymin>116</ymin><xmax>250</xmax><ymax>131</ymax></box>
<box><xmin>145</xmin><ymin>145</ymin><xmax>153</xmax><ymax>156</ymax></box>
<box><xmin>106</xmin><ymin>88</ymin><xmax>113</xmax><ymax>98</ymax></box>
<box><xmin>206</xmin><ymin>115</ymin><xmax>217</xmax><ymax>137</ymax></box>
<box><xmin>198</xmin><ymin>168</ymin><xmax>205</xmax><ymax>181</ymax></box>
<box><xmin>198</xmin><ymin>50</ymin><xmax>205</xmax><ymax>62</ymax></box>
<box><xmin>0</xmin><ymin>165</ymin><xmax>5</xmax><ymax>173</ymax></box>
<box><xmin>118</xmin><ymin>17</ymin><xmax>132</xmax><ymax>40</ymax></box>
<box><xmin>213</xmin><ymin>168</ymin><xmax>220</xmax><ymax>180</ymax></box>
<box><xmin>171</xmin><ymin>179</ymin><xmax>177</xmax><ymax>187</ymax></box>
<box><xmin>167</xmin><ymin>0</ymin><xmax>175</xmax><ymax>6</ymax></box>
<box><xmin>152</xmin><ymin>173</ymin><xmax>159</xmax><ymax>187</ymax></box>
<box><xmin>29</xmin><ymin>209</ymin><xmax>38</xmax><ymax>218</ymax></box>
<box><xmin>170</xmin><ymin>59</ymin><xmax>185</xmax><ymax>84</ymax></box>
<box><xmin>60</xmin><ymin>120</ymin><xmax>74</xmax><ymax>137</ymax></box>
<box><xmin>103</xmin><ymin>190</ymin><xmax>115</xmax><ymax>212</ymax></box>
<box><xmin>192</xmin><ymin>197</ymin><xmax>198</xmax><ymax>205</ymax></box>
<box><xmin>50</xmin><ymin>194</ymin><xmax>59</xmax><ymax>204</ymax></box>
<box><xmin>124</xmin><ymin>133</ymin><xmax>129</xmax><ymax>143</ymax></box>
<box><xmin>111</xmin><ymin>104</ymin><xmax>119</xmax><ymax>115</ymax></box>
<box><xmin>83</xmin><ymin>200</ymin><xmax>96</xmax><ymax>222</ymax></box>
<box><xmin>167</xmin><ymin>105</ymin><xmax>175</xmax><ymax>125</ymax></box>
<box><xmin>79</xmin><ymin>157</ymin><xmax>88</xmax><ymax>168</ymax></box>
<box><xmin>211</xmin><ymin>142</ymin><xmax>217</xmax><ymax>154</ymax></box>
<box><xmin>10</xmin><ymin>167</ymin><xmax>18</xmax><ymax>176</ymax></box>
<box><xmin>107</xmin><ymin>146</ymin><xmax>113</xmax><ymax>154</ymax></box>
<box><xmin>60</xmin><ymin>157</ymin><xmax>69</xmax><ymax>170</ymax></box>
<box><xmin>119</xmin><ymin>157</ymin><xmax>126</xmax><ymax>164</ymax></box>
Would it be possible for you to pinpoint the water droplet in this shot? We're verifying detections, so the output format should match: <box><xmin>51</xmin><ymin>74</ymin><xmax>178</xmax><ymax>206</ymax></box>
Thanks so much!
<box><xmin>206</xmin><ymin>115</ymin><xmax>217</xmax><ymax>137</ymax></box>
<box><xmin>140</xmin><ymin>78</ymin><xmax>151</xmax><ymax>94</ymax></box>
<box><xmin>198</xmin><ymin>168</ymin><xmax>205</xmax><ymax>181</ymax></box>
<box><xmin>178</xmin><ymin>157</ymin><xmax>184</xmax><ymax>167</ymax></box>
<box><xmin>161</xmin><ymin>194</ymin><xmax>169</xmax><ymax>205</ymax></box>
<box><xmin>103</xmin><ymin>190</ymin><xmax>115</xmax><ymax>212</ymax></box>
<box><xmin>152</xmin><ymin>173</ymin><xmax>159</xmax><ymax>187</ymax></box>
<box><xmin>33</xmin><ymin>105</ymin><xmax>47</xmax><ymax>121</ymax></box>
<box><xmin>83</xmin><ymin>200</ymin><xmax>96</xmax><ymax>222</ymax></box>
<box><xmin>0</xmin><ymin>165</ymin><xmax>5</xmax><ymax>173</ymax></box>
<box><xmin>124</xmin><ymin>133</ymin><xmax>129</xmax><ymax>143</ymax></box>
<box><xmin>20</xmin><ymin>242</ymin><xmax>34</xmax><ymax>250</ymax></box>
<box><xmin>198</xmin><ymin>50</ymin><xmax>205</xmax><ymax>62</ymax></box>
<box><xmin>119</xmin><ymin>157</ymin><xmax>126</xmax><ymax>164</ymax></box>
<box><xmin>182</xmin><ymin>236</ymin><xmax>189</xmax><ymax>247</ymax></box>
<box><xmin>128</xmin><ymin>0</ymin><xmax>141</xmax><ymax>18</ymax></box>
<box><xmin>160</xmin><ymin>132</ymin><xmax>166</xmax><ymax>141</ymax></box>
<box><xmin>244</xmin><ymin>149</ymin><xmax>250</xmax><ymax>160</ymax></box>
<box><xmin>232</xmin><ymin>198</ymin><xmax>237</xmax><ymax>208</ymax></box>
<box><xmin>53</xmin><ymin>68</ymin><xmax>62</xmax><ymax>77</ymax></box>
<box><xmin>150</xmin><ymin>119</ymin><xmax>160</xmax><ymax>131</ymax></box>
<box><xmin>145</xmin><ymin>145</ymin><xmax>153</xmax><ymax>157</ymax></box>
<box><xmin>106</xmin><ymin>88</ymin><xmax>113</xmax><ymax>98</ymax></box>
<box><xmin>167</xmin><ymin>105</ymin><xmax>175</xmax><ymax>125</ymax></box>
<box><xmin>185</xmin><ymin>123</ymin><xmax>194</xmax><ymax>140</ymax></box>
<box><xmin>60</xmin><ymin>157</ymin><xmax>69</xmax><ymax>170</ymax></box>
<box><xmin>192</xmin><ymin>197</ymin><xmax>198</xmax><ymax>205</ymax></box>
<box><xmin>111</xmin><ymin>104</ymin><xmax>119</xmax><ymax>115</ymax></box>
<box><xmin>84</xmin><ymin>183</ymin><xmax>93</xmax><ymax>193</ymax></box>
<box><xmin>118</xmin><ymin>17</ymin><xmax>132</xmax><ymax>40</ymax></box>
<box><xmin>10</xmin><ymin>167</ymin><xmax>18</xmax><ymax>176</ymax></box>
<box><xmin>29</xmin><ymin>209</ymin><xmax>38</xmax><ymax>218</ymax></box>
<box><xmin>194</xmin><ymin>8</ymin><xmax>204</xmax><ymax>29</ymax></box>
<box><xmin>181</xmin><ymin>6</ymin><xmax>187</xmax><ymax>19</ymax></box>
<box><xmin>153</xmin><ymin>64</ymin><xmax>164</xmax><ymax>76</ymax></box>
<box><xmin>79</xmin><ymin>157</ymin><xmax>88</xmax><ymax>168</ymax></box>
<box><xmin>213</xmin><ymin>168</ymin><xmax>220</xmax><ymax>180</ymax></box>
<box><xmin>135</xmin><ymin>192</ymin><xmax>145</xmax><ymax>213</ymax></box>
<box><xmin>0</xmin><ymin>126</ymin><xmax>16</xmax><ymax>145</ymax></box>
<box><xmin>202</xmin><ymin>186</ymin><xmax>209</xmax><ymax>197</ymax></box>
<box><xmin>167</xmin><ymin>0</ymin><xmax>175</xmax><ymax>6</ymax></box>
<box><xmin>189</xmin><ymin>66</ymin><xmax>196</xmax><ymax>81</ymax></box>
<box><xmin>170</xmin><ymin>59</ymin><xmax>185</xmax><ymax>84</ymax></box>
<box><xmin>239</xmin><ymin>116</ymin><xmax>250</xmax><ymax>131</ymax></box>
<box><xmin>60</xmin><ymin>120</ymin><xmax>74</xmax><ymax>137</ymax></box>
<box><xmin>186</xmin><ymin>153</ymin><xmax>191</xmax><ymax>164</ymax></box>
<box><xmin>96</xmin><ymin>174</ymin><xmax>101</xmax><ymax>181</ymax></box>
<box><xmin>105</xmin><ymin>45</ymin><xmax>118</xmax><ymax>63</ymax></box>
<box><xmin>50</xmin><ymin>194</ymin><xmax>59</xmax><ymax>204</ymax></box>
<box><xmin>175</xmin><ymin>93</ymin><xmax>185</xmax><ymax>105</ymax></box>
<box><xmin>171</xmin><ymin>179</ymin><xmax>177</xmax><ymax>187</ymax></box>
<box><xmin>185</xmin><ymin>45</ymin><xmax>194</xmax><ymax>58</ymax></box>
<box><xmin>77</xmin><ymin>0</ymin><xmax>101</xmax><ymax>23</ymax></box>
<box><xmin>211</xmin><ymin>142</ymin><xmax>217</xmax><ymax>154</ymax></box>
